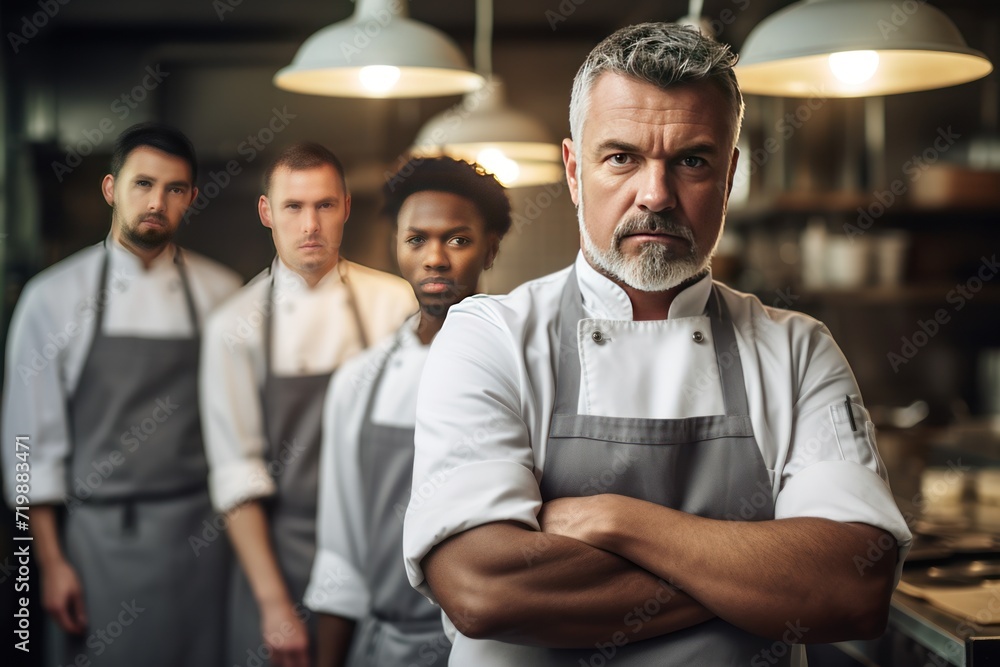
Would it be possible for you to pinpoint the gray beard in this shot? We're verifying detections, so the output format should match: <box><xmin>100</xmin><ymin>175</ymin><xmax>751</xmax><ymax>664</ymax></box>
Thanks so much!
<box><xmin>578</xmin><ymin>196</ymin><xmax>712</xmax><ymax>292</ymax></box>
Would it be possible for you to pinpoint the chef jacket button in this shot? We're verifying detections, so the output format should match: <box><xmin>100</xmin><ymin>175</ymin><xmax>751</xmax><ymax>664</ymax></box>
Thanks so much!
<box><xmin>692</xmin><ymin>331</ymin><xmax>705</xmax><ymax>343</ymax></box>
<box><xmin>591</xmin><ymin>330</ymin><xmax>605</xmax><ymax>344</ymax></box>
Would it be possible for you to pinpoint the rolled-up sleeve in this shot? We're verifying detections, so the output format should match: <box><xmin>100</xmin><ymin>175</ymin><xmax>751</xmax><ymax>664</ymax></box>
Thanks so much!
<box><xmin>776</xmin><ymin>322</ymin><xmax>912</xmax><ymax>584</ymax></box>
<box><xmin>2</xmin><ymin>287</ymin><xmax>75</xmax><ymax>506</ymax></box>
<box><xmin>403</xmin><ymin>301</ymin><xmax>541</xmax><ymax>602</ymax></box>
<box><xmin>200</xmin><ymin>303</ymin><xmax>275</xmax><ymax>512</ymax></box>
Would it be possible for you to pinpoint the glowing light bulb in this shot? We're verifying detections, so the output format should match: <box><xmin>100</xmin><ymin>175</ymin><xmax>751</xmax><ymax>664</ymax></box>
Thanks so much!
<box><xmin>476</xmin><ymin>148</ymin><xmax>520</xmax><ymax>186</ymax></box>
<box><xmin>828</xmin><ymin>50</ymin><xmax>880</xmax><ymax>85</ymax></box>
<box><xmin>358</xmin><ymin>65</ymin><xmax>401</xmax><ymax>94</ymax></box>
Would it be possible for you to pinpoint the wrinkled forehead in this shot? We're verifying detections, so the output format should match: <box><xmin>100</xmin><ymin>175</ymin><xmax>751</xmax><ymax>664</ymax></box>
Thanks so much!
<box><xmin>581</xmin><ymin>74</ymin><xmax>737</xmax><ymax>148</ymax></box>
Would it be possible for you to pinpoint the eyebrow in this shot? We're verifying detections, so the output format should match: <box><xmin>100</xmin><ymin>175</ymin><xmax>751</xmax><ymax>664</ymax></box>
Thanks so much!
<box><xmin>404</xmin><ymin>224</ymin><xmax>474</xmax><ymax>234</ymax></box>
<box><xmin>134</xmin><ymin>173</ymin><xmax>191</xmax><ymax>188</ymax></box>
<box><xmin>281</xmin><ymin>197</ymin><xmax>340</xmax><ymax>205</ymax></box>
<box><xmin>592</xmin><ymin>140</ymin><xmax>721</xmax><ymax>156</ymax></box>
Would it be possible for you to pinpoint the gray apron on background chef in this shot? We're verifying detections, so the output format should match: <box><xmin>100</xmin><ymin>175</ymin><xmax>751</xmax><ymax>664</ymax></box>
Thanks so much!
<box><xmin>449</xmin><ymin>268</ymin><xmax>791</xmax><ymax>666</ymax></box>
<box><xmin>228</xmin><ymin>262</ymin><xmax>368</xmax><ymax>666</ymax></box>
<box><xmin>60</xmin><ymin>246</ymin><xmax>228</xmax><ymax>667</ymax></box>
<box><xmin>346</xmin><ymin>333</ymin><xmax>450</xmax><ymax>667</ymax></box>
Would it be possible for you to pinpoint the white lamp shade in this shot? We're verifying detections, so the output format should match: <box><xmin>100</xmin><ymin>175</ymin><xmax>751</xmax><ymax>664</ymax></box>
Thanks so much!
<box><xmin>275</xmin><ymin>0</ymin><xmax>484</xmax><ymax>98</ymax></box>
<box><xmin>412</xmin><ymin>80</ymin><xmax>563</xmax><ymax>187</ymax></box>
<box><xmin>737</xmin><ymin>0</ymin><xmax>993</xmax><ymax>97</ymax></box>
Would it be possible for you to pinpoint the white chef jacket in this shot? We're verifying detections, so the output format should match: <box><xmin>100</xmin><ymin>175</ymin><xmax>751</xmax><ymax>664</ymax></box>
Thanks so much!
<box><xmin>2</xmin><ymin>236</ymin><xmax>242</xmax><ymax>506</ymax></box>
<box><xmin>304</xmin><ymin>314</ymin><xmax>428</xmax><ymax>618</ymax></box>
<box><xmin>403</xmin><ymin>251</ymin><xmax>912</xmax><ymax>646</ymax></box>
<box><xmin>200</xmin><ymin>257</ymin><xmax>416</xmax><ymax>513</ymax></box>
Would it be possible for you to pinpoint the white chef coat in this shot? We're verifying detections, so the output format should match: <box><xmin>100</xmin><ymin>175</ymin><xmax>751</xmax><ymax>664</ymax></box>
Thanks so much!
<box><xmin>304</xmin><ymin>314</ymin><xmax>428</xmax><ymax>618</ymax></box>
<box><xmin>1</xmin><ymin>236</ymin><xmax>242</xmax><ymax>506</ymax></box>
<box><xmin>200</xmin><ymin>257</ymin><xmax>416</xmax><ymax>513</ymax></box>
<box><xmin>403</xmin><ymin>251</ymin><xmax>912</xmax><ymax>627</ymax></box>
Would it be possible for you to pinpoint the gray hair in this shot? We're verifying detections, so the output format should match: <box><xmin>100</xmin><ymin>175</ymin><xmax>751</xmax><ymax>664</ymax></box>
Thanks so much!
<box><xmin>569</xmin><ymin>23</ymin><xmax>744</xmax><ymax>150</ymax></box>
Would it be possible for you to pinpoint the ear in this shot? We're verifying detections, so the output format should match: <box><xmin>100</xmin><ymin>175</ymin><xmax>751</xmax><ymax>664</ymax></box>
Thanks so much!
<box><xmin>102</xmin><ymin>174</ymin><xmax>116</xmax><ymax>206</ymax></box>
<box><xmin>484</xmin><ymin>234</ymin><xmax>501</xmax><ymax>271</ymax></box>
<box><xmin>258</xmin><ymin>195</ymin><xmax>273</xmax><ymax>229</ymax></box>
<box><xmin>725</xmin><ymin>146</ymin><xmax>740</xmax><ymax>198</ymax></box>
<box><xmin>343</xmin><ymin>193</ymin><xmax>352</xmax><ymax>223</ymax></box>
<box><xmin>562</xmin><ymin>139</ymin><xmax>580</xmax><ymax>207</ymax></box>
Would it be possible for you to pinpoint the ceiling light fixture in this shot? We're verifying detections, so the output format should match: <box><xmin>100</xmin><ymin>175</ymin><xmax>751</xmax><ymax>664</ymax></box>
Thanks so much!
<box><xmin>275</xmin><ymin>0</ymin><xmax>484</xmax><ymax>98</ymax></box>
<box><xmin>410</xmin><ymin>0</ymin><xmax>562</xmax><ymax>187</ymax></box>
<box><xmin>736</xmin><ymin>0</ymin><xmax>993</xmax><ymax>97</ymax></box>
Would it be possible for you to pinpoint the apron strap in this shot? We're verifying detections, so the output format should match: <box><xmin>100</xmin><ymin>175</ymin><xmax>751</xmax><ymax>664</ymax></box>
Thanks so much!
<box><xmin>708</xmin><ymin>286</ymin><xmax>752</xmax><ymax>417</ymax></box>
<box><xmin>173</xmin><ymin>247</ymin><xmax>200</xmax><ymax>334</ymax></box>
<box><xmin>360</xmin><ymin>330</ymin><xmax>405</xmax><ymax>428</ymax></box>
<box><xmin>553</xmin><ymin>266</ymin><xmax>584</xmax><ymax>415</ymax></box>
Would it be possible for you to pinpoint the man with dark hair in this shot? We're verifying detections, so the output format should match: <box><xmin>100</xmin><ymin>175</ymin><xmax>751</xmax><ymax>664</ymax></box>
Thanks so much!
<box><xmin>303</xmin><ymin>157</ymin><xmax>509</xmax><ymax>667</ymax></box>
<box><xmin>2</xmin><ymin>121</ymin><xmax>242</xmax><ymax>666</ymax></box>
<box><xmin>402</xmin><ymin>24</ymin><xmax>911</xmax><ymax>665</ymax></box>
<box><xmin>201</xmin><ymin>142</ymin><xmax>415</xmax><ymax>667</ymax></box>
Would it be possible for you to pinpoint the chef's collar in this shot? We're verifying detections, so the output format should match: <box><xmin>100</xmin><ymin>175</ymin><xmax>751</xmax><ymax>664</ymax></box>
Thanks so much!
<box><xmin>398</xmin><ymin>312</ymin><xmax>423</xmax><ymax>348</ymax></box>
<box><xmin>574</xmin><ymin>250</ymin><xmax>713</xmax><ymax>321</ymax></box>
<box><xmin>106</xmin><ymin>233</ymin><xmax>177</xmax><ymax>274</ymax></box>
<box><xmin>271</xmin><ymin>256</ymin><xmax>345</xmax><ymax>294</ymax></box>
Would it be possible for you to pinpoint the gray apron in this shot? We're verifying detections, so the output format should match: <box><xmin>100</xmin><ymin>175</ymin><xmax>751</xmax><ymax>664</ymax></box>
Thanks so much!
<box><xmin>61</xmin><ymin>245</ymin><xmax>228</xmax><ymax>667</ymax></box>
<box><xmin>228</xmin><ymin>261</ymin><xmax>369</xmax><ymax>667</ymax></box>
<box><xmin>453</xmin><ymin>268</ymin><xmax>789</xmax><ymax>666</ymax></box>
<box><xmin>346</xmin><ymin>332</ymin><xmax>450</xmax><ymax>667</ymax></box>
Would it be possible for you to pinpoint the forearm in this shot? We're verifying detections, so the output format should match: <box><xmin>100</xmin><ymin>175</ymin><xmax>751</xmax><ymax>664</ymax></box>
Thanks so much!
<box><xmin>593</xmin><ymin>497</ymin><xmax>897</xmax><ymax>642</ymax></box>
<box><xmin>315</xmin><ymin>614</ymin><xmax>356</xmax><ymax>667</ymax></box>
<box><xmin>226</xmin><ymin>501</ymin><xmax>291</xmax><ymax>608</ymax></box>
<box><xmin>423</xmin><ymin>521</ymin><xmax>712</xmax><ymax>648</ymax></box>
<box><xmin>30</xmin><ymin>505</ymin><xmax>67</xmax><ymax>571</ymax></box>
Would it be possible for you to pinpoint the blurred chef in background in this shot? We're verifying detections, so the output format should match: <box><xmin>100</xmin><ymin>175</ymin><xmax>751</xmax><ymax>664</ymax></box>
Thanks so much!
<box><xmin>200</xmin><ymin>142</ymin><xmax>414</xmax><ymax>667</ymax></box>
<box><xmin>304</xmin><ymin>157</ymin><xmax>510</xmax><ymax>667</ymax></box>
<box><xmin>2</xmin><ymin>122</ymin><xmax>242</xmax><ymax>666</ymax></box>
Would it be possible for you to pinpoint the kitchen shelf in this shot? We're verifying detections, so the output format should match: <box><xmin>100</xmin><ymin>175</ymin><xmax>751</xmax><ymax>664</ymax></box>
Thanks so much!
<box><xmin>787</xmin><ymin>284</ymin><xmax>1000</xmax><ymax>306</ymax></box>
<box><xmin>728</xmin><ymin>191</ymin><xmax>1000</xmax><ymax>227</ymax></box>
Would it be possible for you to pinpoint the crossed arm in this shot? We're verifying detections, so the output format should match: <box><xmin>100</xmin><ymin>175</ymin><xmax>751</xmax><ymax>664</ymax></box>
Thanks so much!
<box><xmin>422</xmin><ymin>520</ymin><xmax>713</xmax><ymax>648</ymax></box>
<box><xmin>423</xmin><ymin>499</ymin><xmax>897</xmax><ymax>647</ymax></box>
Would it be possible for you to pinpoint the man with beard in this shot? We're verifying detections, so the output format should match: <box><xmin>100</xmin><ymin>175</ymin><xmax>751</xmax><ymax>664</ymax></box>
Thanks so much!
<box><xmin>2</xmin><ymin>122</ymin><xmax>242</xmax><ymax>666</ymax></box>
<box><xmin>201</xmin><ymin>142</ymin><xmax>414</xmax><ymax>667</ymax></box>
<box><xmin>303</xmin><ymin>157</ymin><xmax>509</xmax><ymax>667</ymax></box>
<box><xmin>402</xmin><ymin>24</ymin><xmax>911</xmax><ymax>665</ymax></box>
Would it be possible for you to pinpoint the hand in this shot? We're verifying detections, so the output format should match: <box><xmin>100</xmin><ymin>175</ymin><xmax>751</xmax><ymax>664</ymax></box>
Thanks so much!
<box><xmin>537</xmin><ymin>495</ymin><xmax>607</xmax><ymax>547</ymax></box>
<box><xmin>260</xmin><ymin>599</ymin><xmax>310</xmax><ymax>667</ymax></box>
<box><xmin>41</xmin><ymin>559</ymin><xmax>87</xmax><ymax>634</ymax></box>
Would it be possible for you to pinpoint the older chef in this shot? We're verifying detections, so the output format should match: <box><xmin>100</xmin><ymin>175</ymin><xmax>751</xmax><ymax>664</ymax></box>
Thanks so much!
<box><xmin>402</xmin><ymin>23</ymin><xmax>912</xmax><ymax>666</ymax></box>
<box><xmin>201</xmin><ymin>142</ymin><xmax>415</xmax><ymax>667</ymax></box>
<box><xmin>304</xmin><ymin>157</ymin><xmax>510</xmax><ymax>667</ymax></box>
<box><xmin>2</xmin><ymin>122</ymin><xmax>242</xmax><ymax>666</ymax></box>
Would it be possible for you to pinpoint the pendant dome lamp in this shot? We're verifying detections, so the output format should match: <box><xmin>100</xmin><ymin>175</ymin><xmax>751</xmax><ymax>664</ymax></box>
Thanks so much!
<box><xmin>736</xmin><ymin>0</ymin><xmax>993</xmax><ymax>97</ymax></box>
<box><xmin>409</xmin><ymin>0</ymin><xmax>563</xmax><ymax>187</ymax></box>
<box><xmin>274</xmin><ymin>0</ymin><xmax>484</xmax><ymax>98</ymax></box>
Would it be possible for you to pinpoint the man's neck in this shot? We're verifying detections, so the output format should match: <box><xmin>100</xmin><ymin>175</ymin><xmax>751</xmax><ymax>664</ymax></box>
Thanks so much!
<box><xmin>586</xmin><ymin>258</ymin><xmax>708</xmax><ymax>321</ymax></box>
<box><xmin>416</xmin><ymin>311</ymin><xmax>445</xmax><ymax>346</ymax></box>
<box><xmin>289</xmin><ymin>256</ymin><xmax>339</xmax><ymax>289</ymax></box>
<box><xmin>620</xmin><ymin>282</ymin><xmax>682</xmax><ymax>321</ymax></box>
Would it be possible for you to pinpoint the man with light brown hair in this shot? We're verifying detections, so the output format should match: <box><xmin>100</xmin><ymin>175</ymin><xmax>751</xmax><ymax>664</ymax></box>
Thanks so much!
<box><xmin>201</xmin><ymin>142</ymin><xmax>414</xmax><ymax>667</ymax></box>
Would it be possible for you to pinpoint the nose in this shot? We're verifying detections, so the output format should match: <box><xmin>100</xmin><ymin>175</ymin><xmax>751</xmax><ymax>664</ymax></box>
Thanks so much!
<box><xmin>302</xmin><ymin>208</ymin><xmax>321</xmax><ymax>235</ymax></box>
<box><xmin>637</xmin><ymin>162</ymin><xmax>676</xmax><ymax>213</ymax></box>
<box><xmin>423</xmin><ymin>241</ymin><xmax>449</xmax><ymax>271</ymax></box>
<box><xmin>147</xmin><ymin>187</ymin><xmax>166</xmax><ymax>212</ymax></box>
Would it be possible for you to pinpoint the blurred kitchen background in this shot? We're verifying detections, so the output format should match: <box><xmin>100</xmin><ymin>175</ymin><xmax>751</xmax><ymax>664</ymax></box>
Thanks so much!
<box><xmin>1</xmin><ymin>0</ymin><xmax>1000</xmax><ymax>665</ymax></box>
